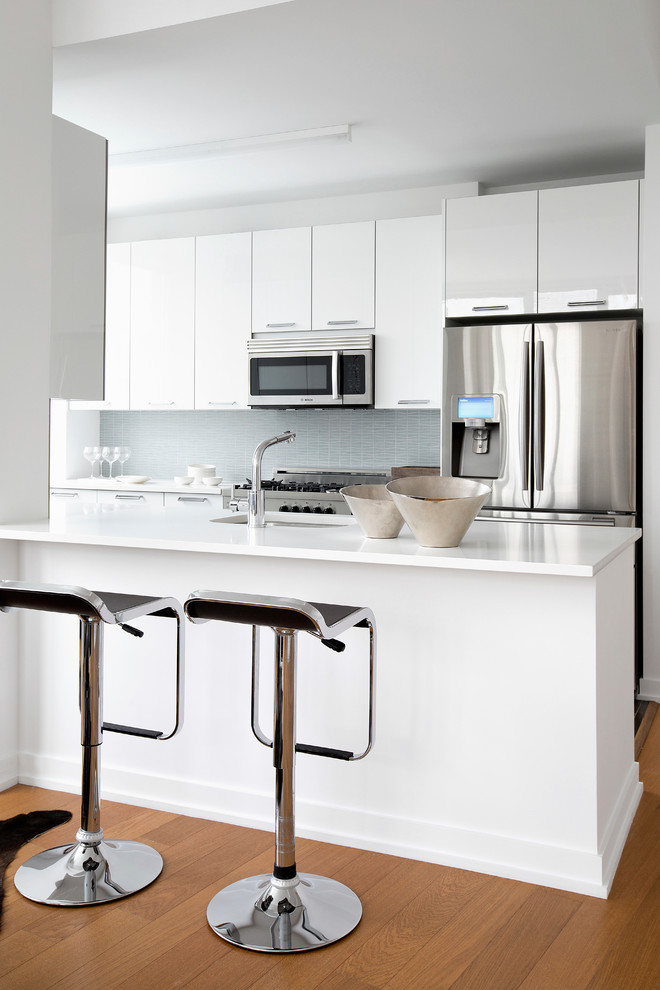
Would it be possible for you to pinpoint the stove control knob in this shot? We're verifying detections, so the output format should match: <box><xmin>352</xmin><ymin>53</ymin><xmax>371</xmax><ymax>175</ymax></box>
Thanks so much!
<box><xmin>323</xmin><ymin>506</ymin><xmax>335</xmax><ymax>514</ymax></box>
<box><xmin>279</xmin><ymin>504</ymin><xmax>291</xmax><ymax>512</ymax></box>
<box><xmin>291</xmin><ymin>504</ymin><xmax>302</xmax><ymax>513</ymax></box>
<box><xmin>302</xmin><ymin>505</ymin><xmax>312</xmax><ymax>513</ymax></box>
<box><xmin>313</xmin><ymin>506</ymin><xmax>323</xmax><ymax>514</ymax></box>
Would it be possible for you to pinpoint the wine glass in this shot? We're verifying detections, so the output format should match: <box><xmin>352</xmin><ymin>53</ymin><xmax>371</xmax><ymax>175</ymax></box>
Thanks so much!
<box><xmin>117</xmin><ymin>446</ymin><xmax>131</xmax><ymax>477</ymax></box>
<box><xmin>83</xmin><ymin>445</ymin><xmax>102</xmax><ymax>478</ymax></box>
<box><xmin>101</xmin><ymin>445</ymin><xmax>120</xmax><ymax>479</ymax></box>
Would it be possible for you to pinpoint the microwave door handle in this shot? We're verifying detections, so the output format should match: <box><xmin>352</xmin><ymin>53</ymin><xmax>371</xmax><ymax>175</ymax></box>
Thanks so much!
<box><xmin>332</xmin><ymin>351</ymin><xmax>340</xmax><ymax>400</ymax></box>
<box><xmin>520</xmin><ymin>340</ymin><xmax>530</xmax><ymax>492</ymax></box>
<box><xmin>534</xmin><ymin>340</ymin><xmax>545</xmax><ymax>491</ymax></box>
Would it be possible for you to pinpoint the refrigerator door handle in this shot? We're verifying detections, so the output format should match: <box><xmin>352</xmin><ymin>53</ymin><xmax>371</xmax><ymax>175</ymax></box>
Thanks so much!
<box><xmin>520</xmin><ymin>341</ymin><xmax>530</xmax><ymax>492</ymax></box>
<box><xmin>534</xmin><ymin>340</ymin><xmax>546</xmax><ymax>491</ymax></box>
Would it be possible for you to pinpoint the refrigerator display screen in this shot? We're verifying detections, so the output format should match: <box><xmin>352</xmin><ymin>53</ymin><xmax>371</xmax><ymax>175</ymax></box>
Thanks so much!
<box><xmin>458</xmin><ymin>396</ymin><xmax>494</xmax><ymax>419</ymax></box>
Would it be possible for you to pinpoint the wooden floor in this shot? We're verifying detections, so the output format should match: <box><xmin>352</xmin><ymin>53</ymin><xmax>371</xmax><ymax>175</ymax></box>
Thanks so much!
<box><xmin>1</xmin><ymin>714</ymin><xmax>660</xmax><ymax>990</ymax></box>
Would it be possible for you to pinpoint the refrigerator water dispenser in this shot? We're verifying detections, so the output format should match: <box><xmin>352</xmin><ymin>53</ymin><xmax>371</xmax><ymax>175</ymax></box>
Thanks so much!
<box><xmin>450</xmin><ymin>394</ymin><xmax>503</xmax><ymax>480</ymax></box>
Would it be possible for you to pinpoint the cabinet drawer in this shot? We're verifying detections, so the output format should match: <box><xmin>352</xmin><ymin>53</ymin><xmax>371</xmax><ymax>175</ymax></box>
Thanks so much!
<box><xmin>50</xmin><ymin>488</ymin><xmax>97</xmax><ymax>504</ymax></box>
<box><xmin>97</xmin><ymin>490</ymin><xmax>164</xmax><ymax>508</ymax></box>
<box><xmin>164</xmin><ymin>492</ymin><xmax>225</xmax><ymax>510</ymax></box>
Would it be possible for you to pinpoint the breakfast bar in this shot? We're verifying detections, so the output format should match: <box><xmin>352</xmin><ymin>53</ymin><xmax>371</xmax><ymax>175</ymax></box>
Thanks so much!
<box><xmin>0</xmin><ymin>504</ymin><xmax>641</xmax><ymax>898</ymax></box>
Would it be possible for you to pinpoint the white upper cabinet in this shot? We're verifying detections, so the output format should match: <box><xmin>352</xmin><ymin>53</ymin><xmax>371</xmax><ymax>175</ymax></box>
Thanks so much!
<box><xmin>104</xmin><ymin>242</ymin><xmax>131</xmax><ymax>408</ymax></box>
<box><xmin>444</xmin><ymin>191</ymin><xmax>538</xmax><ymax>318</ymax></box>
<box><xmin>312</xmin><ymin>221</ymin><xmax>375</xmax><ymax>330</ymax></box>
<box><xmin>375</xmin><ymin>215</ymin><xmax>443</xmax><ymax>409</ymax></box>
<box><xmin>129</xmin><ymin>238</ymin><xmax>195</xmax><ymax>409</ymax></box>
<box><xmin>537</xmin><ymin>180</ymin><xmax>639</xmax><ymax>312</ymax></box>
<box><xmin>252</xmin><ymin>227</ymin><xmax>311</xmax><ymax>333</ymax></box>
<box><xmin>195</xmin><ymin>232</ymin><xmax>252</xmax><ymax>409</ymax></box>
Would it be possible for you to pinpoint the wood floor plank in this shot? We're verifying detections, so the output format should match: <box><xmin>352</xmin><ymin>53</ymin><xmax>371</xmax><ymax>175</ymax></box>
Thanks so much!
<box><xmin>446</xmin><ymin>887</ymin><xmax>580</xmax><ymax>990</ymax></box>
<box><xmin>333</xmin><ymin>867</ymin><xmax>491</xmax><ymax>988</ymax></box>
<box><xmin>584</xmin><ymin>872</ymin><xmax>660</xmax><ymax>990</ymax></box>
<box><xmin>382</xmin><ymin>875</ymin><xmax>533</xmax><ymax>990</ymax></box>
<box><xmin>0</xmin><ymin>929</ymin><xmax>54</xmax><ymax>977</ymax></box>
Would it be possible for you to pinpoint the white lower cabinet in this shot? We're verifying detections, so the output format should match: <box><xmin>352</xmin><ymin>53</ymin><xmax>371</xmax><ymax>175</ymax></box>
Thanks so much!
<box><xmin>195</xmin><ymin>232</ymin><xmax>251</xmax><ymax>409</ymax></box>
<box><xmin>129</xmin><ymin>238</ymin><xmax>195</xmax><ymax>409</ymax></box>
<box><xmin>164</xmin><ymin>492</ymin><xmax>224</xmax><ymax>511</ymax></box>
<box><xmin>50</xmin><ymin>488</ymin><xmax>97</xmax><ymax>504</ymax></box>
<box><xmin>375</xmin><ymin>215</ymin><xmax>443</xmax><ymax>409</ymax></box>
<box><xmin>97</xmin><ymin>490</ymin><xmax>164</xmax><ymax>508</ymax></box>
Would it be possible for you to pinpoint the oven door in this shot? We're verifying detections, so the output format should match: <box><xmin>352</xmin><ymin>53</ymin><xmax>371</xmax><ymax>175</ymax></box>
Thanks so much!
<box><xmin>249</xmin><ymin>350</ymin><xmax>342</xmax><ymax>406</ymax></box>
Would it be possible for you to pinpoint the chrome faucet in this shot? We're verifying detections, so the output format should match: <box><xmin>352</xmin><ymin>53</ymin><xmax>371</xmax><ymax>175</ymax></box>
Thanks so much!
<box><xmin>248</xmin><ymin>431</ymin><xmax>296</xmax><ymax>527</ymax></box>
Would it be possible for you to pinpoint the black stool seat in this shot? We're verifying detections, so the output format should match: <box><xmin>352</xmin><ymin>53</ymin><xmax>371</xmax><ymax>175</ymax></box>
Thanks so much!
<box><xmin>0</xmin><ymin>581</ymin><xmax>179</xmax><ymax>622</ymax></box>
<box><xmin>184</xmin><ymin>588</ymin><xmax>375</xmax><ymax>953</ymax></box>
<box><xmin>184</xmin><ymin>591</ymin><xmax>369</xmax><ymax>638</ymax></box>
<box><xmin>1</xmin><ymin>579</ymin><xmax>185</xmax><ymax>907</ymax></box>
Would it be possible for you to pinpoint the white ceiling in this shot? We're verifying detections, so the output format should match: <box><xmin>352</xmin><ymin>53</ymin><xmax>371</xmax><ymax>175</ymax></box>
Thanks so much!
<box><xmin>52</xmin><ymin>0</ymin><xmax>660</xmax><ymax>218</ymax></box>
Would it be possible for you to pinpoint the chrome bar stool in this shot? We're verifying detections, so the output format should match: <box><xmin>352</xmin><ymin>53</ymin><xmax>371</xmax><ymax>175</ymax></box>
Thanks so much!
<box><xmin>184</xmin><ymin>590</ymin><xmax>376</xmax><ymax>954</ymax></box>
<box><xmin>0</xmin><ymin>580</ymin><xmax>185</xmax><ymax>907</ymax></box>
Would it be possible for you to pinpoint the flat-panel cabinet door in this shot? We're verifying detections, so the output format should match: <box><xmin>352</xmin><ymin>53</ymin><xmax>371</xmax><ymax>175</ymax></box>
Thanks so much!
<box><xmin>129</xmin><ymin>238</ymin><xmax>195</xmax><ymax>409</ymax></box>
<box><xmin>375</xmin><ymin>215</ymin><xmax>443</xmax><ymax>409</ymax></box>
<box><xmin>104</xmin><ymin>242</ymin><xmax>131</xmax><ymax>408</ymax></box>
<box><xmin>195</xmin><ymin>232</ymin><xmax>251</xmax><ymax>409</ymax></box>
<box><xmin>252</xmin><ymin>227</ymin><xmax>311</xmax><ymax>333</ymax></box>
<box><xmin>537</xmin><ymin>180</ymin><xmax>639</xmax><ymax>312</ymax></box>
<box><xmin>445</xmin><ymin>191</ymin><xmax>538</xmax><ymax>318</ymax></box>
<box><xmin>312</xmin><ymin>221</ymin><xmax>375</xmax><ymax>330</ymax></box>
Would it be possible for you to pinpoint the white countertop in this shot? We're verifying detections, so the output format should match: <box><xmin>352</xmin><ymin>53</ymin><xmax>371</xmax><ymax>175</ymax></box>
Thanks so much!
<box><xmin>0</xmin><ymin>502</ymin><xmax>640</xmax><ymax>576</ymax></box>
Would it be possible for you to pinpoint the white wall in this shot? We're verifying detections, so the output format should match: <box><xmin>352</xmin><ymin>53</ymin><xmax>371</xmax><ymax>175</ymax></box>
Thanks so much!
<box><xmin>0</xmin><ymin>0</ymin><xmax>53</xmax><ymax>786</ymax></box>
<box><xmin>640</xmin><ymin>123</ymin><xmax>660</xmax><ymax>702</ymax></box>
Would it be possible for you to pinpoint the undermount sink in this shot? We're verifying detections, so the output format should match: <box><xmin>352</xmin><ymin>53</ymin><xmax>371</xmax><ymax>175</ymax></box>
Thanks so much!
<box><xmin>211</xmin><ymin>513</ymin><xmax>352</xmax><ymax>528</ymax></box>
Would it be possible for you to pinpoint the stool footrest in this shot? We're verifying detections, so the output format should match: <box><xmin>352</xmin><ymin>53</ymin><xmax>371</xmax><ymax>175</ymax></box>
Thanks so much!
<box><xmin>295</xmin><ymin>742</ymin><xmax>353</xmax><ymax>761</ymax></box>
<box><xmin>103</xmin><ymin>721</ymin><xmax>163</xmax><ymax>739</ymax></box>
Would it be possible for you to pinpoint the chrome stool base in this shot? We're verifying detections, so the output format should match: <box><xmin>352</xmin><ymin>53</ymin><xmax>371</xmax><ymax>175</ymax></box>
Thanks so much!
<box><xmin>207</xmin><ymin>872</ymin><xmax>362</xmax><ymax>953</ymax></box>
<box><xmin>14</xmin><ymin>837</ymin><xmax>163</xmax><ymax>906</ymax></box>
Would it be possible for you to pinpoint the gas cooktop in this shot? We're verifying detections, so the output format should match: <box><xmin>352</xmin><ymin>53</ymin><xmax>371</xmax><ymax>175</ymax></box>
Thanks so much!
<box><xmin>227</xmin><ymin>467</ymin><xmax>391</xmax><ymax>515</ymax></box>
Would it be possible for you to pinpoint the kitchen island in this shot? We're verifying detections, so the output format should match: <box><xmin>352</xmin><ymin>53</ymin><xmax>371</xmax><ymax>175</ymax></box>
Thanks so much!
<box><xmin>0</xmin><ymin>503</ymin><xmax>641</xmax><ymax>897</ymax></box>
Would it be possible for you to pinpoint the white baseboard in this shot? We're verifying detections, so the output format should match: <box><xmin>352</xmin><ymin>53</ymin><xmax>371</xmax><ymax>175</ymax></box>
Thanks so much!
<box><xmin>17</xmin><ymin>753</ymin><xmax>643</xmax><ymax>899</ymax></box>
<box><xmin>0</xmin><ymin>754</ymin><xmax>18</xmax><ymax>793</ymax></box>
<box><xmin>638</xmin><ymin>677</ymin><xmax>660</xmax><ymax>703</ymax></box>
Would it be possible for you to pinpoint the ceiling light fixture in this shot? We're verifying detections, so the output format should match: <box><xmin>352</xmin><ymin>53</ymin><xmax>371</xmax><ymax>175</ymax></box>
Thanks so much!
<box><xmin>109</xmin><ymin>123</ymin><xmax>352</xmax><ymax>167</ymax></box>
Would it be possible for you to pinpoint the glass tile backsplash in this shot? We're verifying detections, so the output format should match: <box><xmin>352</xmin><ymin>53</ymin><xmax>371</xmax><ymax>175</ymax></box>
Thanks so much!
<box><xmin>99</xmin><ymin>408</ymin><xmax>441</xmax><ymax>482</ymax></box>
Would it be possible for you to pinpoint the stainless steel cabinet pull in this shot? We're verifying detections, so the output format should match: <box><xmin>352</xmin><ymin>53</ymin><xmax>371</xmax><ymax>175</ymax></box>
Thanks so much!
<box><xmin>327</xmin><ymin>320</ymin><xmax>359</xmax><ymax>325</ymax></box>
<box><xmin>147</xmin><ymin>401</ymin><xmax>176</xmax><ymax>406</ymax></box>
<box><xmin>331</xmin><ymin>351</ymin><xmax>340</xmax><ymax>400</ymax></box>
<box><xmin>207</xmin><ymin>401</ymin><xmax>238</xmax><ymax>406</ymax></box>
<box><xmin>115</xmin><ymin>493</ymin><xmax>145</xmax><ymax>501</ymax></box>
<box><xmin>567</xmin><ymin>300</ymin><xmax>606</xmax><ymax>307</ymax></box>
<box><xmin>177</xmin><ymin>496</ymin><xmax>209</xmax><ymax>503</ymax></box>
<box><xmin>397</xmin><ymin>399</ymin><xmax>430</xmax><ymax>405</ymax></box>
<box><xmin>472</xmin><ymin>304</ymin><xmax>510</xmax><ymax>312</ymax></box>
<box><xmin>51</xmin><ymin>491</ymin><xmax>79</xmax><ymax>498</ymax></box>
<box><xmin>266</xmin><ymin>322</ymin><xmax>296</xmax><ymax>328</ymax></box>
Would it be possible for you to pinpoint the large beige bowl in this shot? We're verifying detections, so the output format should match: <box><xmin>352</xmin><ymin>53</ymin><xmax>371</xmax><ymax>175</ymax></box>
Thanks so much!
<box><xmin>340</xmin><ymin>484</ymin><xmax>405</xmax><ymax>539</ymax></box>
<box><xmin>385</xmin><ymin>476</ymin><xmax>491</xmax><ymax>547</ymax></box>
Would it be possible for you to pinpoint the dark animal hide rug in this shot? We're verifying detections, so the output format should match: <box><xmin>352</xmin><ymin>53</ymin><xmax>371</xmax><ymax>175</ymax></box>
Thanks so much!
<box><xmin>0</xmin><ymin>810</ymin><xmax>72</xmax><ymax>924</ymax></box>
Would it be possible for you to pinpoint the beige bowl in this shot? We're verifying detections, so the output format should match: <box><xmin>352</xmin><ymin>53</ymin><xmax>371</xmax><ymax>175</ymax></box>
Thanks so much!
<box><xmin>340</xmin><ymin>484</ymin><xmax>405</xmax><ymax>539</ymax></box>
<box><xmin>174</xmin><ymin>475</ymin><xmax>193</xmax><ymax>485</ymax></box>
<box><xmin>202</xmin><ymin>476</ymin><xmax>223</xmax><ymax>486</ymax></box>
<box><xmin>386</xmin><ymin>476</ymin><xmax>491</xmax><ymax>547</ymax></box>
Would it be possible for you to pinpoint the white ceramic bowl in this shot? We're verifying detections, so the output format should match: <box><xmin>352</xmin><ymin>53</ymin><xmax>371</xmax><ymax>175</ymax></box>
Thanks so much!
<box><xmin>187</xmin><ymin>463</ymin><xmax>216</xmax><ymax>482</ymax></box>
<box><xmin>174</xmin><ymin>476</ymin><xmax>194</xmax><ymax>485</ymax></box>
<box><xmin>202</xmin><ymin>476</ymin><xmax>223</xmax><ymax>486</ymax></box>
<box><xmin>340</xmin><ymin>485</ymin><xmax>404</xmax><ymax>539</ymax></box>
<box><xmin>386</xmin><ymin>476</ymin><xmax>491</xmax><ymax>547</ymax></box>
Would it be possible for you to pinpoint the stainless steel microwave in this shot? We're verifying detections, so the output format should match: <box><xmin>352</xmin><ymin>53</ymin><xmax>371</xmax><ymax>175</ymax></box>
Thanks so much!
<box><xmin>248</xmin><ymin>333</ymin><xmax>374</xmax><ymax>407</ymax></box>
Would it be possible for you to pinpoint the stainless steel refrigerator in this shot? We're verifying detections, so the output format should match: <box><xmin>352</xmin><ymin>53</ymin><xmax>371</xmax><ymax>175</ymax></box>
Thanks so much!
<box><xmin>442</xmin><ymin>319</ymin><xmax>639</xmax><ymax>526</ymax></box>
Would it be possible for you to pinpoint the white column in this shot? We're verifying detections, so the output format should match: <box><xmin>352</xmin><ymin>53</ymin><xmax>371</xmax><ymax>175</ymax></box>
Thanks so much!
<box><xmin>640</xmin><ymin>123</ymin><xmax>660</xmax><ymax>702</ymax></box>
